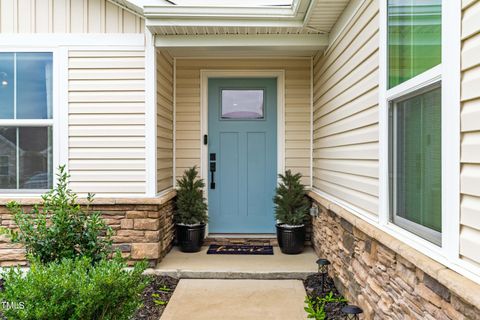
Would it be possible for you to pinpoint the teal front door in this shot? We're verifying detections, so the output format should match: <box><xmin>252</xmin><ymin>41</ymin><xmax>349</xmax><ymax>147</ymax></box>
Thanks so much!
<box><xmin>208</xmin><ymin>78</ymin><xmax>277</xmax><ymax>233</ymax></box>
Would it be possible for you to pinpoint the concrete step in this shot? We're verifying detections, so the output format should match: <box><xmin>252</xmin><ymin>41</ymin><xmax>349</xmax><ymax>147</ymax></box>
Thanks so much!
<box><xmin>151</xmin><ymin>246</ymin><xmax>318</xmax><ymax>280</ymax></box>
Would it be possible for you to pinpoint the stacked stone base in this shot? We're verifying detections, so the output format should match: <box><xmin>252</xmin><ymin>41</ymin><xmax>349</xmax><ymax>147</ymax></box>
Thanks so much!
<box><xmin>310</xmin><ymin>196</ymin><xmax>480</xmax><ymax>320</ymax></box>
<box><xmin>0</xmin><ymin>193</ymin><xmax>175</xmax><ymax>267</ymax></box>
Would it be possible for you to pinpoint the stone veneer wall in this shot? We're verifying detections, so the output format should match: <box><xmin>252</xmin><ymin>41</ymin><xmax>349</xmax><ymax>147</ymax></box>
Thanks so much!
<box><xmin>309</xmin><ymin>193</ymin><xmax>480</xmax><ymax>320</ymax></box>
<box><xmin>0</xmin><ymin>191</ymin><xmax>176</xmax><ymax>267</ymax></box>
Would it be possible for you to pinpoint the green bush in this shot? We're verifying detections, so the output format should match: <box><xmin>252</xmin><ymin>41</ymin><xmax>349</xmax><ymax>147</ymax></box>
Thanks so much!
<box><xmin>175</xmin><ymin>166</ymin><xmax>208</xmax><ymax>225</ymax></box>
<box><xmin>304</xmin><ymin>292</ymin><xmax>347</xmax><ymax>320</ymax></box>
<box><xmin>1</xmin><ymin>165</ymin><xmax>113</xmax><ymax>264</ymax></box>
<box><xmin>273</xmin><ymin>170</ymin><xmax>310</xmax><ymax>226</ymax></box>
<box><xmin>0</xmin><ymin>255</ymin><xmax>148</xmax><ymax>320</ymax></box>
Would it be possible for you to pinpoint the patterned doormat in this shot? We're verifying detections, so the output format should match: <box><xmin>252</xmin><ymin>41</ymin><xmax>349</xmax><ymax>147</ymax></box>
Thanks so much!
<box><xmin>206</xmin><ymin>244</ymin><xmax>274</xmax><ymax>255</ymax></box>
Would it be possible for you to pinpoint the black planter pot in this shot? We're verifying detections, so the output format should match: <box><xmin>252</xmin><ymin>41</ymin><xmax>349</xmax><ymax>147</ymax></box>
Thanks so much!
<box><xmin>276</xmin><ymin>223</ymin><xmax>306</xmax><ymax>254</ymax></box>
<box><xmin>176</xmin><ymin>223</ymin><xmax>205</xmax><ymax>252</ymax></box>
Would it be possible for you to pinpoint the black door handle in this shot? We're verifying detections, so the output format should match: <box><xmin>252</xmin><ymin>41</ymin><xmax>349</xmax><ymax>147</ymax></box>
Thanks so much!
<box><xmin>210</xmin><ymin>153</ymin><xmax>216</xmax><ymax>189</ymax></box>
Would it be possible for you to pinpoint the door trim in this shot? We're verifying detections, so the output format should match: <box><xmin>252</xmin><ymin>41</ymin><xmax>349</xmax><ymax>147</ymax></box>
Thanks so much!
<box><xmin>200</xmin><ymin>70</ymin><xmax>285</xmax><ymax>235</ymax></box>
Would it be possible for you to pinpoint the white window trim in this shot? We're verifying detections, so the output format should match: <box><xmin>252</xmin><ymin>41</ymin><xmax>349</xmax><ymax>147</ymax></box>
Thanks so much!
<box><xmin>389</xmin><ymin>78</ymin><xmax>443</xmax><ymax>246</ymax></box>
<box><xmin>0</xmin><ymin>48</ymin><xmax>67</xmax><ymax>196</ymax></box>
<box><xmin>378</xmin><ymin>0</ymin><xmax>473</xmax><ymax>282</ymax></box>
<box><xmin>0</xmin><ymin>38</ymin><xmax>151</xmax><ymax>199</ymax></box>
<box><xmin>0</xmin><ymin>34</ymin><xmax>144</xmax><ymax>48</ymax></box>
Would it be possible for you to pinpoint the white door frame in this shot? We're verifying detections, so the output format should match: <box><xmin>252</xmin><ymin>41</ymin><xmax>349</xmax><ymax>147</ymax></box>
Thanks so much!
<box><xmin>199</xmin><ymin>69</ymin><xmax>285</xmax><ymax>234</ymax></box>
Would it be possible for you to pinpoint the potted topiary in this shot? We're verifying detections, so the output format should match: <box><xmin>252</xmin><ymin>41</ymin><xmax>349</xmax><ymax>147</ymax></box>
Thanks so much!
<box><xmin>175</xmin><ymin>166</ymin><xmax>208</xmax><ymax>252</ymax></box>
<box><xmin>273</xmin><ymin>170</ymin><xmax>310</xmax><ymax>254</ymax></box>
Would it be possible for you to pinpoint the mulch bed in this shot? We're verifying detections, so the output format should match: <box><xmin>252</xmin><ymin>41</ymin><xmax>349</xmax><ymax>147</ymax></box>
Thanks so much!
<box><xmin>132</xmin><ymin>275</ymin><xmax>179</xmax><ymax>320</ymax></box>
<box><xmin>303</xmin><ymin>273</ymin><xmax>348</xmax><ymax>319</ymax></box>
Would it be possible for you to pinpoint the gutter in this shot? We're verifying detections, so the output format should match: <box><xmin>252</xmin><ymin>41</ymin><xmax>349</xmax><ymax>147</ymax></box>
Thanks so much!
<box><xmin>109</xmin><ymin>0</ymin><xmax>316</xmax><ymax>27</ymax></box>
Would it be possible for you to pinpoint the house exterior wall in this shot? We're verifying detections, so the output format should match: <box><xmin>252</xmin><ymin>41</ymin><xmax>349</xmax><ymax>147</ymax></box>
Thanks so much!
<box><xmin>310</xmin><ymin>194</ymin><xmax>480</xmax><ymax>320</ymax></box>
<box><xmin>312</xmin><ymin>0</ymin><xmax>379</xmax><ymax>216</ymax></box>
<box><xmin>68</xmin><ymin>49</ymin><xmax>147</xmax><ymax>195</ymax></box>
<box><xmin>0</xmin><ymin>0</ymin><xmax>149</xmax><ymax>197</ymax></box>
<box><xmin>175</xmin><ymin>58</ymin><xmax>312</xmax><ymax>185</ymax></box>
<box><xmin>0</xmin><ymin>0</ymin><xmax>175</xmax><ymax>264</ymax></box>
<box><xmin>460</xmin><ymin>0</ymin><xmax>480</xmax><ymax>269</ymax></box>
<box><xmin>156</xmin><ymin>49</ymin><xmax>174</xmax><ymax>192</ymax></box>
<box><xmin>310</xmin><ymin>0</ymin><xmax>480</xmax><ymax>316</ymax></box>
<box><xmin>0</xmin><ymin>0</ymin><xmax>144</xmax><ymax>33</ymax></box>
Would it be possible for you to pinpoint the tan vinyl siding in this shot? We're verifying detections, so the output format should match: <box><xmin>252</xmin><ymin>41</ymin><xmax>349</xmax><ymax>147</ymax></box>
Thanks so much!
<box><xmin>68</xmin><ymin>50</ymin><xmax>146</xmax><ymax>194</ymax></box>
<box><xmin>156</xmin><ymin>50</ymin><xmax>174</xmax><ymax>192</ymax></box>
<box><xmin>460</xmin><ymin>0</ymin><xmax>480</xmax><ymax>267</ymax></box>
<box><xmin>312</xmin><ymin>0</ymin><xmax>379</xmax><ymax>216</ymax></box>
<box><xmin>0</xmin><ymin>0</ymin><xmax>144</xmax><ymax>33</ymax></box>
<box><xmin>175</xmin><ymin>58</ymin><xmax>311</xmax><ymax>185</ymax></box>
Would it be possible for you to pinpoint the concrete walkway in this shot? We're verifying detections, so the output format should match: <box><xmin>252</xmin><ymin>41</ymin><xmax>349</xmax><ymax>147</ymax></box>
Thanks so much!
<box><xmin>152</xmin><ymin>246</ymin><xmax>317</xmax><ymax>279</ymax></box>
<box><xmin>160</xmin><ymin>279</ymin><xmax>308</xmax><ymax>320</ymax></box>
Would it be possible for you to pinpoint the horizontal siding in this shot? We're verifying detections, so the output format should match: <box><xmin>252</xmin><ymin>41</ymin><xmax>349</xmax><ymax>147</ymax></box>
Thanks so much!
<box><xmin>0</xmin><ymin>0</ymin><xmax>144</xmax><ymax>33</ymax></box>
<box><xmin>312</xmin><ymin>0</ymin><xmax>379</xmax><ymax>216</ymax></box>
<box><xmin>68</xmin><ymin>50</ymin><xmax>146</xmax><ymax>195</ymax></box>
<box><xmin>156</xmin><ymin>49</ymin><xmax>174</xmax><ymax>192</ymax></box>
<box><xmin>175</xmin><ymin>58</ymin><xmax>311</xmax><ymax>185</ymax></box>
<box><xmin>460</xmin><ymin>0</ymin><xmax>480</xmax><ymax>268</ymax></box>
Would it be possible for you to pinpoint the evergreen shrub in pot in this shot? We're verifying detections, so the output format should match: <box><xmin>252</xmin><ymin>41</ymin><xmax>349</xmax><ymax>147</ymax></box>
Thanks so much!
<box><xmin>175</xmin><ymin>166</ymin><xmax>208</xmax><ymax>252</ymax></box>
<box><xmin>273</xmin><ymin>170</ymin><xmax>310</xmax><ymax>254</ymax></box>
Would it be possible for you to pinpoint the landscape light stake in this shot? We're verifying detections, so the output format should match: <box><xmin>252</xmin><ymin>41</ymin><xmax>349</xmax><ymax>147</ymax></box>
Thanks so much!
<box><xmin>316</xmin><ymin>258</ymin><xmax>330</xmax><ymax>293</ymax></box>
<box><xmin>341</xmin><ymin>305</ymin><xmax>363</xmax><ymax>319</ymax></box>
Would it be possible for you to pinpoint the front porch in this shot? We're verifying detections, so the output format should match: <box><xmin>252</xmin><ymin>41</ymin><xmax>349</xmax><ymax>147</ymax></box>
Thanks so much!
<box><xmin>155</xmin><ymin>50</ymin><xmax>321</xmax><ymax>236</ymax></box>
<box><xmin>152</xmin><ymin>246</ymin><xmax>317</xmax><ymax>279</ymax></box>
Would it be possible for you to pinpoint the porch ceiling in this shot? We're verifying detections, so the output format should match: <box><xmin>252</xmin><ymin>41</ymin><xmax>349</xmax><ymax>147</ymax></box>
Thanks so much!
<box><xmin>109</xmin><ymin>0</ymin><xmax>348</xmax><ymax>57</ymax></box>
<box><xmin>156</xmin><ymin>33</ymin><xmax>328</xmax><ymax>57</ymax></box>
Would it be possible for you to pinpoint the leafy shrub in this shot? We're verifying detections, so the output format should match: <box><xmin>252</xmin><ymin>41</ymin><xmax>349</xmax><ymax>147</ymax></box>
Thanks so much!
<box><xmin>304</xmin><ymin>292</ymin><xmax>347</xmax><ymax>320</ymax></box>
<box><xmin>1</xmin><ymin>166</ymin><xmax>112</xmax><ymax>264</ymax></box>
<box><xmin>273</xmin><ymin>170</ymin><xmax>310</xmax><ymax>226</ymax></box>
<box><xmin>175</xmin><ymin>166</ymin><xmax>208</xmax><ymax>225</ymax></box>
<box><xmin>0</xmin><ymin>255</ymin><xmax>148</xmax><ymax>320</ymax></box>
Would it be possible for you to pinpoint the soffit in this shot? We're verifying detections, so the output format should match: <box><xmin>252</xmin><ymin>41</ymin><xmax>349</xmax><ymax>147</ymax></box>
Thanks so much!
<box><xmin>109</xmin><ymin>0</ymin><xmax>351</xmax><ymax>36</ymax></box>
<box><xmin>305</xmin><ymin>0</ymin><xmax>350</xmax><ymax>33</ymax></box>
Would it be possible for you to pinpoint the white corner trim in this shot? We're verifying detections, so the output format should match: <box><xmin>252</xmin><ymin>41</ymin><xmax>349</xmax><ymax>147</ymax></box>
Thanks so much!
<box><xmin>199</xmin><ymin>69</ymin><xmax>286</xmax><ymax>190</ymax></box>
<box><xmin>310</xmin><ymin>56</ymin><xmax>314</xmax><ymax>189</ymax></box>
<box><xmin>378</xmin><ymin>0</ymin><xmax>389</xmax><ymax>226</ymax></box>
<box><xmin>145</xmin><ymin>28</ymin><xmax>157</xmax><ymax>197</ymax></box>
<box><xmin>441</xmin><ymin>0</ymin><xmax>461</xmax><ymax>263</ymax></box>
<box><xmin>172</xmin><ymin>57</ymin><xmax>177</xmax><ymax>189</ymax></box>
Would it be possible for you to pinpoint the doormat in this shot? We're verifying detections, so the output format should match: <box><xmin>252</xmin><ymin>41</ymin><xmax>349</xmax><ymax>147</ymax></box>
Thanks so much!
<box><xmin>207</xmin><ymin>244</ymin><xmax>274</xmax><ymax>255</ymax></box>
